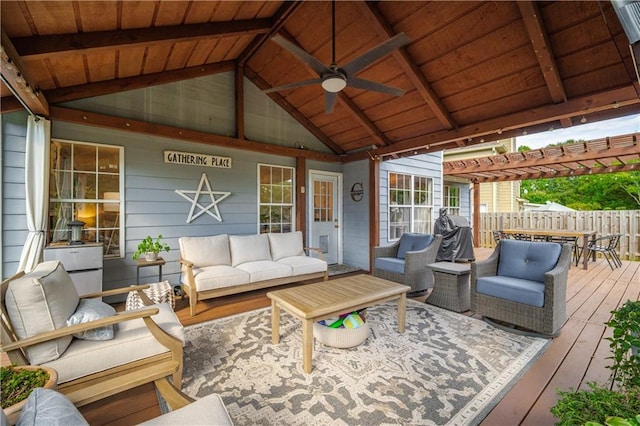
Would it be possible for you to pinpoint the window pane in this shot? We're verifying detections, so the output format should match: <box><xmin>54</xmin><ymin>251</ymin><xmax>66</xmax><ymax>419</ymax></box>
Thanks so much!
<box><xmin>74</xmin><ymin>144</ymin><xmax>96</xmax><ymax>172</ymax></box>
<box><xmin>98</xmin><ymin>147</ymin><xmax>120</xmax><ymax>173</ymax></box>
<box><xmin>258</xmin><ymin>165</ymin><xmax>295</xmax><ymax>234</ymax></box>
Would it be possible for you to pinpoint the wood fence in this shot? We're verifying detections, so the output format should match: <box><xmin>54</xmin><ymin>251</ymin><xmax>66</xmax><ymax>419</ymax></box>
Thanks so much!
<box><xmin>479</xmin><ymin>210</ymin><xmax>640</xmax><ymax>261</ymax></box>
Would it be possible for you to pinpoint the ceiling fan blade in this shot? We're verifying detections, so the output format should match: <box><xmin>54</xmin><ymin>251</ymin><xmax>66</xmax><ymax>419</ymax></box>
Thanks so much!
<box><xmin>325</xmin><ymin>91</ymin><xmax>337</xmax><ymax>114</ymax></box>
<box><xmin>271</xmin><ymin>35</ymin><xmax>329</xmax><ymax>76</ymax></box>
<box><xmin>342</xmin><ymin>32</ymin><xmax>411</xmax><ymax>76</ymax></box>
<box><xmin>348</xmin><ymin>78</ymin><xmax>406</xmax><ymax>97</ymax></box>
<box><xmin>263</xmin><ymin>78</ymin><xmax>323</xmax><ymax>94</ymax></box>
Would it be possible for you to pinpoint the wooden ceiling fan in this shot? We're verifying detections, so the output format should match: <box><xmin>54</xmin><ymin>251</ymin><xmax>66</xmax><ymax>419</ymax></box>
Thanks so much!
<box><xmin>264</xmin><ymin>0</ymin><xmax>410</xmax><ymax>113</ymax></box>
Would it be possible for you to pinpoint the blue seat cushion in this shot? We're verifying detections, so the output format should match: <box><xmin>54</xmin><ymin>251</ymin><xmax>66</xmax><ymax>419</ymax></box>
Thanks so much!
<box><xmin>497</xmin><ymin>240</ymin><xmax>561</xmax><ymax>282</ymax></box>
<box><xmin>397</xmin><ymin>233</ymin><xmax>435</xmax><ymax>259</ymax></box>
<box><xmin>476</xmin><ymin>276</ymin><xmax>546</xmax><ymax>307</ymax></box>
<box><xmin>374</xmin><ymin>257</ymin><xmax>405</xmax><ymax>274</ymax></box>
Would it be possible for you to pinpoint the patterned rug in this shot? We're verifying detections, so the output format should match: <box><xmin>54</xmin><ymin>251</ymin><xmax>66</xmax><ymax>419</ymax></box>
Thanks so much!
<box><xmin>181</xmin><ymin>299</ymin><xmax>549</xmax><ymax>425</ymax></box>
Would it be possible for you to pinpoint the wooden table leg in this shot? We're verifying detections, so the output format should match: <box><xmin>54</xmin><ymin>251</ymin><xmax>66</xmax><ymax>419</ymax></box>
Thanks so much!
<box><xmin>302</xmin><ymin>319</ymin><xmax>313</xmax><ymax>373</ymax></box>
<box><xmin>582</xmin><ymin>233</ymin><xmax>590</xmax><ymax>270</ymax></box>
<box><xmin>397</xmin><ymin>292</ymin><xmax>407</xmax><ymax>333</ymax></box>
<box><xmin>271</xmin><ymin>300</ymin><xmax>280</xmax><ymax>344</ymax></box>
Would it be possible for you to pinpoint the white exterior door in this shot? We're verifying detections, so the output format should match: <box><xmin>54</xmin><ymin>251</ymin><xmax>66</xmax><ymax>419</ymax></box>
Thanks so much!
<box><xmin>308</xmin><ymin>170</ymin><xmax>342</xmax><ymax>265</ymax></box>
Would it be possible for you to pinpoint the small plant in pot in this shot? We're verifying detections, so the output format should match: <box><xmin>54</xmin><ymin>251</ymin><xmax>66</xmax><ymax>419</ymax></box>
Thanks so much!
<box><xmin>1</xmin><ymin>365</ymin><xmax>58</xmax><ymax>423</ymax></box>
<box><xmin>132</xmin><ymin>234</ymin><xmax>170</xmax><ymax>261</ymax></box>
<box><xmin>551</xmin><ymin>299</ymin><xmax>640</xmax><ymax>425</ymax></box>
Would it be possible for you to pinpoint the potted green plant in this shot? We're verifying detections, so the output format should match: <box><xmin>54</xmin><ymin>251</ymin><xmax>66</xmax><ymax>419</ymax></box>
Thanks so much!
<box><xmin>1</xmin><ymin>365</ymin><xmax>58</xmax><ymax>423</ymax></box>
<box><xmin>551</xmin><ymin>300</ymin><xmax>640</xmax><ymax>425</ymax></box>
<box><xmin>132</xmin><ymin>234</ymin><xmax>170</xmax><ymax>261</ymax></box>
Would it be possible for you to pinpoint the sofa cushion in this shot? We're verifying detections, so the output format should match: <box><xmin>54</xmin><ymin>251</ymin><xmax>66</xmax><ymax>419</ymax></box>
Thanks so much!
<box><xmin>374</xmin><ymin>257</ymin><xmax>405</xmax><ymax>275</ymax></box>
<box><xmin>179</xmin><ymin>235</ymin><xmax>230</xmax><ymax>267</ymax></box>
<box><xmin>139</xmin><ymin>393</ymin><xmax>233</xmax><ymax>426</ymax></box>
<box><xmin>186</xmin><ymin>265</ymin><xmax>251</xmax><ymax>291</ymax></box>
<box><xmin>498</xmin><ymin>240</ymin><xmax>561</xmax><ymax>282</ymax></box>
<box><xmin>66</xmin><ymin>299</ymin><xmax>116</xmax><ymax>341</ymax></box>
<box><xmin>43</xmin><ymin>303</ymin><xmax>184</xmax><ymax>384</ymax></box>
<box><xmin>276</xmin><ymin>256</ymin><xmax>327</xmax><ymax>276</ymax></box>
<box><xmin>235</xmin><ymin>260</ymin><xmax>292</xmax><ymax>282</ymax></box>
<box><xmin>4</xmin><ymin>261</ymin><xmax>79</xmax><ymax>364</ymax></box>
<box><xmin>229</xmin><ymin>234</ymin><xmax>272</xmax><ymax>266</ymax></box>
<box><xmin>476</xmin><ymin>275</ymin><xmax>546</xmax><ymax>307</ymax></box>
<box><xmin>397</xmin><ymin>233</ymin><xmax>434</xmax><ymax>259</ymax></box>
<box><xmin>268</xmin><ymin>231</ymin><xmax>305</xmax><ymax>261</ymax></box>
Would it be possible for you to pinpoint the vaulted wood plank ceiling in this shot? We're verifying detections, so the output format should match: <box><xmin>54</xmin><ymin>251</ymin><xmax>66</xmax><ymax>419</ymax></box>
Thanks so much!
<box><xmin>2</xmin><ymin>0</ymin><xmax>639</xmax><ymax>164</ymax></box>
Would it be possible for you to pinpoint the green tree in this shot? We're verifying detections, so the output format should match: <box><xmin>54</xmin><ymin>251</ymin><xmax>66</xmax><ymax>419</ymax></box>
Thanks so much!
<box><xmin>519</xmin><ymin>141</ymin><xmax>640</xmax><ymax>210</ymax></box>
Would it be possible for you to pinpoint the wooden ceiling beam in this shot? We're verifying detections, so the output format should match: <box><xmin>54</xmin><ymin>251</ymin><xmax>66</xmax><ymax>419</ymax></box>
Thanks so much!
<box><xmin>517</xmin><ymin>2</ymin><xmax>573</xmax><ymax>129</ymax></box>
<box><xmin>1</xmin><ymin>29</ymin><xmax>49</xmax><ymax>116</ymax></box>
<box><xmin>243</xmin><ymin>66</ymin><xmax>345</xmax><ymax>155</ymax></box>
<box><xmin>12</xmin><ymin>19</ymin><xmax>273</xmax><ymax>61</ymax></box>
<box><xmin>238</xmin><ymin>1</ymin><xmax>302</xmax><ymax>66</ymax></box>
<box><xmin>337</xmin><ymin>92</ymin><xmax>391</xmax><ymax>147</ymax></box>
<box><xmin>0</xmin><ymin>61</ymin><xmax>235</xmax><ymax>113</ymax></box>
<box><xmin>50</xmin><ymin>105</ymin><xmax>341</xmax><ymax>163</ymax></box>
<box><xmin>344</xmin><ymin>85</ymin><xmax>640</xmax><ymax>161</ymax></box>
<box><xmin>360</xmin><ymin>2</ymin><xmax>456</xmax><ymax>130</ymax></box>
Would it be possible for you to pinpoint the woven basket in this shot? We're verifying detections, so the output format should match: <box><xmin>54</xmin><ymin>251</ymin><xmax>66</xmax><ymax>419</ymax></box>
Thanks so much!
<box><xmin>313</xmin><ymin>319</ymin><xmax>369</xmax><ymax>348</ymax></box>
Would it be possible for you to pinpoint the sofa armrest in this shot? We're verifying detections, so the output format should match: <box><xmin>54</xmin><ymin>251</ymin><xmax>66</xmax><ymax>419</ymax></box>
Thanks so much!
<box><xmin>373</xmin><ymin>241</ymin><xmax>400</xmax><ymax>259</ymax></box>
<box><xmin>470</xmin><ymin>244</ymin><xmax>500</xmax><ymax>292</ymax></box>
<box><xmin>80</xmin><ymin>284</ymin><xmax>151</xmax><ymax>300</ymax></box>
<box><xmin>543</xmin><ymin>243</ymin><xmax>571</xmax><ymax>305</ymax></box>
<box><xmin>403</xmin><ymin>234</ymin><xmax>442</xmax><ymax>272</ymax></box>
<box><xmin>304</xmin><ymin>246</ymin><xmax>326</xmax><ymax>261</ymax></box>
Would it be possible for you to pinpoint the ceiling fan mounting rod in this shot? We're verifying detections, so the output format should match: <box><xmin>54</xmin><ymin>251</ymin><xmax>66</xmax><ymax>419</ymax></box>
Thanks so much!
<box><xmin>331</xmin><ymin>0</ymin><xmax>336</xmax><ymax>65</ymax></box>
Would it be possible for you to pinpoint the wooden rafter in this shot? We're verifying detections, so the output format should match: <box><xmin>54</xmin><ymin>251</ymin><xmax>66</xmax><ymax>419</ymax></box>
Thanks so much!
<box><xmin>243</xmin><ymin>66</ymin><xmax>345</xmax><ymax>155</ymax></box>
<box><xmin>337</xmin><ymin>92</ymin><xmax>391</xmax><ymax>147</ymax></box>
<box><xmin>0</xmin><ymin>61</ymin><xmax>235</xmax><ymax>114</ymax></box>
<box><xmin>345</xmin><ymin>85</ymin><xmax>640</xmax><ymax>162</ymax></box>
<box><xmin>12</xmin><ymin>20</ymin><xmax>273</xmax><ymax>61</ymax></box>
<box><xmin>1</xmin><ymin>29</ymin><xmax>49</xmax><ymax>116</ymax></box>
<box><xmin>237</xmin><ymin>1</ymin><xmax>302</xmax><ymax>66</ymax></box>
<box><xmin>443</xmin><ymin>134</ymin><xmax>640</xmax><ymax>183</ymax></box>
<box><xmin>518</xmin><ymin>1</ymin><xmax>572</xmax><ymax>128</ymax></box>
<box><xmin>360</xmin><ymin>2</ymin><xmax>456</xmax><ymax>130</ymax></box>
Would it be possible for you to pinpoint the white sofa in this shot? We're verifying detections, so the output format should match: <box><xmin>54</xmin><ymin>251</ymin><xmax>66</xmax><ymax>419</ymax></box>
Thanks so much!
<box><xmin>179</xmin><ymin>231</ymin><xmax>328</xmax><ymax>316</ymax></box>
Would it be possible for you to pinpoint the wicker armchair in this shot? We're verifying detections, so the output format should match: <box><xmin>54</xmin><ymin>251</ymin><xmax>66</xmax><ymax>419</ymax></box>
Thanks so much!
<box><xmin>373</xmin><ymin>234</ymin><xmax>442</xmax><ymax>294</ymax></box>
<box><xmin>470</xmin><ymin>240</ymin><xmax>571</xmax><ymax>337</ymax></box>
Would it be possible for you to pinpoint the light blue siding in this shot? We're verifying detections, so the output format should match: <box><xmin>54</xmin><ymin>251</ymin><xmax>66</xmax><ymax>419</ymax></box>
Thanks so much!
<box><xmin>342</xmin><ymin>160</ymin><xmax>370</xmax><ymax>271</ymax></box>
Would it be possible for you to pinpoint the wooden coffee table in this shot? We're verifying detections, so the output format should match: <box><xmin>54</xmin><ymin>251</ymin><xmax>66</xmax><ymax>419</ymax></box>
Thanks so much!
<box><xmin>267</xmin><ymin>275</ymin><xmax>410</xmax><ymax>373</ymax></box>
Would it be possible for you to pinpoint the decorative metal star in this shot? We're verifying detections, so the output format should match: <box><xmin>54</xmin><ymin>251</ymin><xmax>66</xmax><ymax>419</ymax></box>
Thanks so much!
<box><xmin>175</xmin><ymin>173</ymin><xmax>231</xmax><ymax>223</ymax></box>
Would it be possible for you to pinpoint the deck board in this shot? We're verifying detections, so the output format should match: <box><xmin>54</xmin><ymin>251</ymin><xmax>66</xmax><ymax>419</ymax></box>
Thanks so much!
<box><xmin>8</xmin><ymin>255</ymin><xmax>636</xmax><ymax>425</ymax></box>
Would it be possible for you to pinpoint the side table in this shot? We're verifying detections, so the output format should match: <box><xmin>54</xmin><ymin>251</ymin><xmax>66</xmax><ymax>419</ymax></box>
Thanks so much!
<box><xmin>136</xmin><ymin>256</ymin><xmax>166</xmax><ymax>284</ymax></box>
<box><xmin>426</xmin><ymin>262</ymin><xmax>471</xmax><ymax>312</ymax></box>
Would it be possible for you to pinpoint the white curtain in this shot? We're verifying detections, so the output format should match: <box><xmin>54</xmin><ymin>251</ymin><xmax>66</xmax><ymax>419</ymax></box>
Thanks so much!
<box><xmin>17</xmin><ymin>115</ymin><xmax>51</xmax><ymax>273</ymax></box>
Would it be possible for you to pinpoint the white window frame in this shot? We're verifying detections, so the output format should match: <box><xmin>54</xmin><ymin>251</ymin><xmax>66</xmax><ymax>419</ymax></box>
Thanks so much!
<box><xmin>49</xmin><ymin>138</ymin><xmax>124</xmax><ymax>258</ymax></box>
<box><xmin>257</xmin><ymin>163</ymin><xmax>295</xmax><ymax>234</ymax></box>
<box><xmin>388</xmin><ymin>172</ymin><xmax>433</xmax><ymax>241</ymax></box>
<box><xmin>444</xmin><ymin>185</ymin><xmax>461</xmax><ymax>216</ymax></box>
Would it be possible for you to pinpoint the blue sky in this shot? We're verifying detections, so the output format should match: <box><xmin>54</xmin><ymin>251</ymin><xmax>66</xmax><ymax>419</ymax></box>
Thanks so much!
<box><xmin>515</xmin><ymin>113</ymin><xmax>640</xmax><ymax>150</ymax></box>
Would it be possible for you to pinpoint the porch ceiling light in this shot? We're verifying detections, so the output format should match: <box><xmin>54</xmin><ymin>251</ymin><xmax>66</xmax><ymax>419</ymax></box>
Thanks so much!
<box><xmin>322</xmin><ymin>74</ymin><xmax>347</xmax><ymax>93</ymax></box>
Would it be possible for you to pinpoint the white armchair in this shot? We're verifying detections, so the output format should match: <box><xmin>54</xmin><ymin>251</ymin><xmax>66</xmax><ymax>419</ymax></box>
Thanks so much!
<box><xmin>1</xmin><ymin>261</ymin><xmax>185</xmax><ymax>418</ymax></box>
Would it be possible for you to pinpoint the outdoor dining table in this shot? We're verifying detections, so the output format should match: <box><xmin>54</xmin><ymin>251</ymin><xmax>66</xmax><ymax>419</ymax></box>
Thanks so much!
<box><xmin>501</xmin><ymin>229</ymin><xmax>597</xmax><ymax>270</ymax></box>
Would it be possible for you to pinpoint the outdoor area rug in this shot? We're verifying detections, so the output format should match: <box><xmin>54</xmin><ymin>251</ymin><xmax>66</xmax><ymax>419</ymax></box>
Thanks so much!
<box><xmin>180</xmin><ymin>299</ymin><xmax>550</xmax><ymax>425</ymax></box>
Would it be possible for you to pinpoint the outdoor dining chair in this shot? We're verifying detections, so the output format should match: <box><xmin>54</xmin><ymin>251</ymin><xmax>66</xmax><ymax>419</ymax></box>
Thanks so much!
<box><xmin>580</xmin><ymin>234</ymin><xmax>622</xmax><ymax>270</ymax></box>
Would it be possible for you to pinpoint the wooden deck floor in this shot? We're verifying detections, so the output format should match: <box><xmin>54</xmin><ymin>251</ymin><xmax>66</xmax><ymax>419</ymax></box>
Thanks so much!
<box><xmin>63</xmin><ymin>254</ymin><xmax>640</xmax><ymax>424</ymax></box>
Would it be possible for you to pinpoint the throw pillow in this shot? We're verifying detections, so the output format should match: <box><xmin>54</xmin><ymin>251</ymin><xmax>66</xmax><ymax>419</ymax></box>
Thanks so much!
<box><xmin>17</xmin><ymin>388</ymin><xmax>88</xmax><ymax>426</ymax></box>
<box><xmin>229</xmin><ymin>234</ymin><xmax>271</xmax><ymax>266</ymax></box>
<box><xmin>4</xmin><ymin>261</ymin><xmax>79</xmax><ymax>364</ymax></box>
<box><xmin>66</xmin><ymin>298</ymin><xmax>116</xmax><ymax>340</ymax></box>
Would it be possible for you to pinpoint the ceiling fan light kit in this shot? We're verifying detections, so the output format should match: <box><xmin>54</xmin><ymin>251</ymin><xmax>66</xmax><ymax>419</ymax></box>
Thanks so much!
<box><xmin>321</xmin><ymin>73</ymin><xmax>347</xmax><ymax>93</ymax></box>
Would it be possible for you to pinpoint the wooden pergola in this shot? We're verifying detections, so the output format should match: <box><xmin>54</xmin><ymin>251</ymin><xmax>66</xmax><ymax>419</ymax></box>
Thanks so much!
<box><xmin>443</xmin><ymin>132</ymin><xmax>640</xmax><ymax>245</ymax></box>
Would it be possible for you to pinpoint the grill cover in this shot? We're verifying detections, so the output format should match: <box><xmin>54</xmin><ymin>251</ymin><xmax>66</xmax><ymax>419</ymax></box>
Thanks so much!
<box><xmin>433</xmin><ymin>208</ymin><xmax>475</xmax><ymax>262</ymax></box>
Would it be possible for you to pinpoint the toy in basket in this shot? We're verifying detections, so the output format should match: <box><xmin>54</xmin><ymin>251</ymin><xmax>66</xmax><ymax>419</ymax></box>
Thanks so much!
<box><xmin>313</xmin><ymin>310</ymin><xmax>369</xmax><ymax>348</ymax></box>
